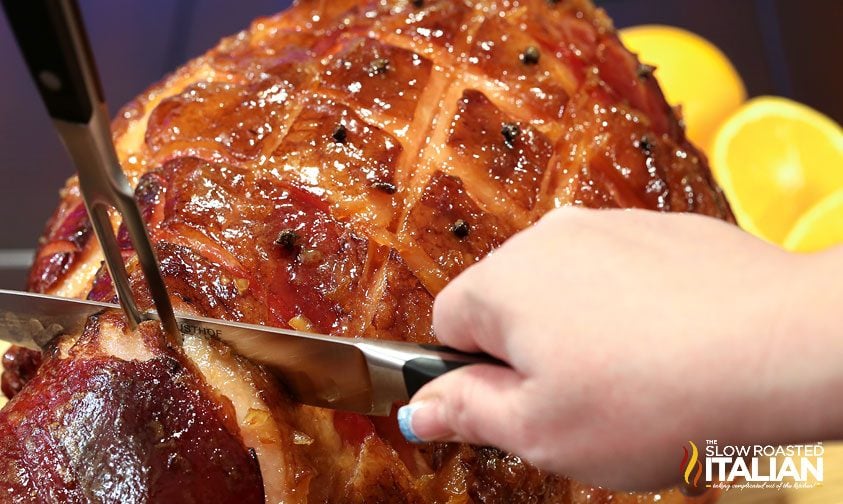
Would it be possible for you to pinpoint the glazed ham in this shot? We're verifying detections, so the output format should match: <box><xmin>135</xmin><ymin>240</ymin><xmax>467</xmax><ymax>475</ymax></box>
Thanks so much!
<box><xmin>1</xmin><ymin>0</ymin><xmax>731</xmax><ymax>502</ymax></box>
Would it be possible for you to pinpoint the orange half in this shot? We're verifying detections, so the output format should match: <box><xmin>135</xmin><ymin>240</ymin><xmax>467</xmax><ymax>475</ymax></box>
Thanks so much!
<box><xmin>710</xmin><ymin>97</ymin><xmax>843</xmax><ymax>244</ymax></box>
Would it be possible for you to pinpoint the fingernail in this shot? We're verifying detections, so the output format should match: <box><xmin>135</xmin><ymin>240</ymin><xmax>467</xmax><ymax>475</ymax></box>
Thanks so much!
<box><xmin>398</xmin><ymin>401</ymin><xmax>453</xmax><ymax>443</ymax></box>
<box><xmin>397</xmin><ymin>402</ymin><xmax>424</xmax><ymax>443</ymax></box>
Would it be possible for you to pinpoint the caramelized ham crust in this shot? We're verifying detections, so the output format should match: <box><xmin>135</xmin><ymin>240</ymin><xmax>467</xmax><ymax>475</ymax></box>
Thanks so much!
<box><xmin>3</xmin><ymin>0</ymin><xmax>730</xmax><ymax>502</ymax></box>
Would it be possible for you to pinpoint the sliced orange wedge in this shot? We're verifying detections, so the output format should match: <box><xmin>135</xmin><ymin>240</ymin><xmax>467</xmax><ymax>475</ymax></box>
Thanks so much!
<box><xmin>710</xmin><ymin>97</ymin><xmax>843</xmax><ymax>244</ymax></box>
<box><xmin>784</xmin><ymin>188</ymin><xmax>843</xmax><ymax>252</ymax></box>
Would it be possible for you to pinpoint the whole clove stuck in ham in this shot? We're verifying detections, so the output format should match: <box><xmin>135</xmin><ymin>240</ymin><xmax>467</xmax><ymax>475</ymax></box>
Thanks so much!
<box><xmin>1</xmin><ymin>0</ymin><xmax>731</xmax><ymax>502</ymax></box>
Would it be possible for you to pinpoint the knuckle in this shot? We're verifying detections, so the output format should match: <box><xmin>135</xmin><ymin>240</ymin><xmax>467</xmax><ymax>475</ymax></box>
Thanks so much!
<box><xmin>441</xmin><ymin>373</ymin><xmax>483</xmax><ymax>443</ymax></box>
<box><xmin>517</xmin><ymin>424</ymin><xmax>569</xmax><ymax>473</ymax></box>
<box><xmin>539</xmin><ymin>206</ymin><xmax>590</xmax><ymax>235</ymax></box>
<box><xmin>434</xmin><ymin>281</ymin><xmax>497</xmax><ymax>343</ymax></box>
<box><xmin>440</xmin><ymin>393</ymin><xmax>468</xmax><ymax>440</ymax></box>
<box><xmin>509</xmin><ymin>411</ymin><xmax>543</xmax><ymax>461</ymax></box>
<box><xmin>546</xmin><ymin>205</ymin><xmax>584</xmax><ymax>223</ymax></box>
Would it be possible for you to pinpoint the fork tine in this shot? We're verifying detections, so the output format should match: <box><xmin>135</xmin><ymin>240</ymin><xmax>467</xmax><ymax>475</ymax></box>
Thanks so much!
<box><xmin>113</xmin><ymin>190</ymin><xmax>181</xmax><ymax>344</ymax></box>
<box><xmin>85</xmin><ymin>203</ymin><xmax>144</xmax><ymax>329</ymax></box>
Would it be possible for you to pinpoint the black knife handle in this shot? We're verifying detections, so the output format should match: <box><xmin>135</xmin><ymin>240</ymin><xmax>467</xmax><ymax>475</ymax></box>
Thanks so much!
<box><xmin>1</xmin><ymin>0</ymin><xmax>103</xmax><ymax>123</ymax></box>
<box><xmin>402</xmin><ymin>348</ymin><xmax>505</xmax><ymax>398</ymax></box>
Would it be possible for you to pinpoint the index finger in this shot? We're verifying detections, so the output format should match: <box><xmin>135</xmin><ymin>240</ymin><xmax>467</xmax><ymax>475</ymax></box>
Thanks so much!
<box><xmin>432</xmin><ymin>270</ymin><xmax>513</xmax><ymax>361</ymax></box>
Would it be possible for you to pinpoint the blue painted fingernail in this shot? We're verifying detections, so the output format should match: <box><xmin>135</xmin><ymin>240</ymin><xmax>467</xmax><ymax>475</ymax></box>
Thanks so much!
<box><xmin>397</xmin><ymin>403</ymin><xmax>423</xmax><ymax>443</ymax></box>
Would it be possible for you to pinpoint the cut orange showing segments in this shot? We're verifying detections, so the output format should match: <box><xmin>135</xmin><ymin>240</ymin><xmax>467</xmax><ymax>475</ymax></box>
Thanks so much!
<box><xmin>784</xmin><ymin>188</ymin><xmax>843</xmax><ymax>252</ymax></box>
<box><xmin>710</xmin><ymin>97</ymin><xmax>843</xmax><ymax>245</ymax></box>
<box><xmin>619</xmin><ymin>25</ymin><xmax>746</xmax><ymax>152</ymax></box>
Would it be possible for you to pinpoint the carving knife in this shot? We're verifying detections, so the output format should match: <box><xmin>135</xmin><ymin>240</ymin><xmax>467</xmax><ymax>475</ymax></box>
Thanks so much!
<box><xmin>0</xmin><ymin>289</ymin><xmax>502</xmax><ymax>416</ymax></box>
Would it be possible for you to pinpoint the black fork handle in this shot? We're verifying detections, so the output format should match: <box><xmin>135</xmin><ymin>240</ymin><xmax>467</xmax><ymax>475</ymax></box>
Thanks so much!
<box><xmin>1</xmin><ymin>0</ymin><xmax>102</xmax><ymax>124</ymax></box>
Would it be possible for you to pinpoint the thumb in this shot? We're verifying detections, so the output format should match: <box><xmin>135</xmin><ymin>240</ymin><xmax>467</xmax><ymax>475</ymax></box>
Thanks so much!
<box><xmin>397</xmin><ymin>363</ymin><xmax>526</xmax><ymax>448</ymax></box>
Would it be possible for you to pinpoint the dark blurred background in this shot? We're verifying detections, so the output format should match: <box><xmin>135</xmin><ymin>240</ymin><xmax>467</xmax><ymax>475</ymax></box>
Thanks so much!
<box><xmin>1</xmin><ymin>0</ymin><xmax>840</xmax><ymax>288</ymax></box>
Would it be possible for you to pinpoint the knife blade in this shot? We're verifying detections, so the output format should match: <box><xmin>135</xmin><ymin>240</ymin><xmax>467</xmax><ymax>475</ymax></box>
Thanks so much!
<box><xmin>0</xmin><ymin>289</ymin><xmax>502</xmax><ymax>416</ymax></box>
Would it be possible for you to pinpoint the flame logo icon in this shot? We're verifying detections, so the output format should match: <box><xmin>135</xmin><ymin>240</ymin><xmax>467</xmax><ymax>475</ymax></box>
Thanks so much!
<box><xmin>680</xmin><ymin>441</ymin><xmax>703</xmax><ymax>487</ymax></box>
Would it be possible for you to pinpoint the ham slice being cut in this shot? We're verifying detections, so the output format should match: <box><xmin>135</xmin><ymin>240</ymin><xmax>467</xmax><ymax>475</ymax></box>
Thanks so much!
<box><xmin>2</xmin><ymin>0</ymin><xmax>730</xmax><ymax>502</ymax></box>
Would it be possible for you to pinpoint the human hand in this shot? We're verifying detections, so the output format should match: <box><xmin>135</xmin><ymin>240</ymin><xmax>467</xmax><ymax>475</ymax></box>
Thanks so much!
<box><xmin>397</xmin><ymin>207</ymin><xmax>843</xmax><ymax>491</ymax></box>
